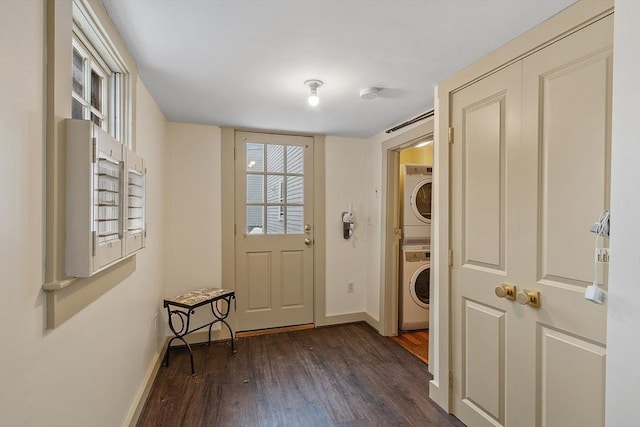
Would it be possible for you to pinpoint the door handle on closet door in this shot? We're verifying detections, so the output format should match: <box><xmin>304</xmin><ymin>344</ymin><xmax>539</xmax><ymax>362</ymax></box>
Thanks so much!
<box><xmin>495</xmin><ymin>284</ymin><xmax>516</xmax><ymax>300</ymax></box>
<box><xmin>516</xmin><ymin>289</ymin><xmax>540</xmax><ymax>307</ymax></box>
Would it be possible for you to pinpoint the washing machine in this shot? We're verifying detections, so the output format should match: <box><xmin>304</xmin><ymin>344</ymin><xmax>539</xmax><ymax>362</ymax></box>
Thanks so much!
<box><xmin>400</xmin><ymin>244</ymin><xmax>430</xmax><ymax>330</ymax></box>
<box><xmin>402</xmin><ymin>164</ymin><xmax>432</xmax><ymax>243</ymax></box>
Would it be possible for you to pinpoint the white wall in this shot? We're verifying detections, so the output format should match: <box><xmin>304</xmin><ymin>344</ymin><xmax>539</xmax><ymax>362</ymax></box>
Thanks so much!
<box><xmin>606</xmin><ymin>1</ymin><xmax>640</xmax><ymax>425</ymax></box>
<box><xmin>0</xmin><ymin>1</ymin><xmax>168</xmax><ymax>424</ymax></box>
<box><xmin>165</xmin><ymin>123</ymin><xmax>222</xmax><ymax>298</ymax></box>
<box><xmin>324</xmin><ymin>136</ymin><xmax>370</xmax><ymax>316</ymax></box>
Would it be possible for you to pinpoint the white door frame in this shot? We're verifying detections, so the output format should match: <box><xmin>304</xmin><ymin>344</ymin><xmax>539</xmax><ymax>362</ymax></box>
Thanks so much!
<box><xmin>430</xmin><ymin>0</ymin><xmax>614</xmax><ymax>414</ymax></box>
<box><xmin>379</xmin><ymin>119</ymin><xmax>434</xmax><ymax>338</ymax></box>
<box><xmin>220</xmin><ymin>128</ymin><xmax>327</xmax><ymax>330</ymax></box>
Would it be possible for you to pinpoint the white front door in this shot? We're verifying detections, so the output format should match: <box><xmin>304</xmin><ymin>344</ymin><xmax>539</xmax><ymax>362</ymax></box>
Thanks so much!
<box><xmin>235</xmin><ymin>131</ymin><xmax>314</xmax><ymax>331</ymax></box>
<box><xmin>451</xmin><ymin>15</ymin><xmax>612</xmax><ymax>427</ymax></box>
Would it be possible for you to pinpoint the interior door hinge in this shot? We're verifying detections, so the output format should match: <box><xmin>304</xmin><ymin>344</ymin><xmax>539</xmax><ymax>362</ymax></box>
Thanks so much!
<box><xmin>448</xmin><ymin>249</ymin><xmax>453</xmax><ymax>266</ymax></box>
<box><xmin>449</xmin><ymin>371</ymin><xmax>454</xmax><ymax>389</ymax></box>
<box><xmin>448</xmin><ymin>127</ymin><xmax>454</xmax><ymax>144</ymax></box>
<box><xmin>233</xmin><ymin>146</ymin><xmax>236</xmax><ymax>160</ymax></box>
<box><xmin>92</xmin><ymin>231</ymin><xmax>97</xmax><ymax>256</ymax></box>
<box><xmin>234</xmin><ymin>224</ymin><xmax>236</xmax><ymax>236</ymax></box>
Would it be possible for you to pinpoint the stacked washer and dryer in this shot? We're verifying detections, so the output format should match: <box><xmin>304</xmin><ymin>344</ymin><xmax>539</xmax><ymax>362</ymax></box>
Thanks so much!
<box><xmin>400</xmin><ymin>164</ymin><xmax>432</xmax><ymax>330</ymax></box>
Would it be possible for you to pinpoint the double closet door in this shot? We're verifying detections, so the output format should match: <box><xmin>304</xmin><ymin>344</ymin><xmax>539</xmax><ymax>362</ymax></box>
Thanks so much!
<box><xmin>450</xmin><ymin>14</ymin><xmax>612</xmax><ymax>427</ymax></box>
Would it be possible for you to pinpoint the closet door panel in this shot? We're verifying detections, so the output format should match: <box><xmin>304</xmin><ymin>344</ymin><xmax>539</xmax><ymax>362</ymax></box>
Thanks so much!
<box><xmin>519</xmin><ymin>14</ymin><xmax>613</xmax><ymax>427</ymax></box>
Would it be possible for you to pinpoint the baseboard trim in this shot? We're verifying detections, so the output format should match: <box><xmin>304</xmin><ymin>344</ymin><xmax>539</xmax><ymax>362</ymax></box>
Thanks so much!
<box><xmin>429</xmin><ymin>379</ymin><xmax>448</xmax><ymax>413</ymax></box>
<box><xmin>321</xmin><ymin>312</ymin><xmax>380</xmax><ymax>330</ymax></box>
<box><xmin>124</xmin><ymin>336</ymin><xmax>169</xmax><ymax>427</ymax></box>
<box><xmin>362</xmin><ymin>312</ymin><xmax>380</xmax><ymax>331</ymax></box>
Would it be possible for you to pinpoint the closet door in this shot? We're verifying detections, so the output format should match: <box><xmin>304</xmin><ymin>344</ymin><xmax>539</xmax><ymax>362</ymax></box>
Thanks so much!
<box><xmin>450</xmin><ymin>62</ymin><xmax>522</xmax><ymax>427</ymax></box>
<box><xmin>450</xmin><ymin>13</ymin><xmax>613</xmax><ymax>427</ymax></box>
<box><xmin>518</xmin><ymin>15</ymin><xmax>613</xmax><ymax>427</ymax></box>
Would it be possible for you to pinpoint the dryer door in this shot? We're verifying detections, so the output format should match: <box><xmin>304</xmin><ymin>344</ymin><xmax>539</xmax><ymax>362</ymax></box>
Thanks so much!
<box><xmin>410</xmin><ymin>178</ymin><xmax>432</xmax><ymax>224</ymax></box>
<box><xmin>409</xmin><ymin>265</ymin><xmax>430</xmax><ymax>308</ymax></box>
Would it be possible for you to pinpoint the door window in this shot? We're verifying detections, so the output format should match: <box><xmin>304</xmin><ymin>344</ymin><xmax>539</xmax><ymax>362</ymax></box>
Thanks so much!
<box><xmin>246</xmin><ymin>143</ymin><xmax>304</xmax><ymax>234</ymax></box>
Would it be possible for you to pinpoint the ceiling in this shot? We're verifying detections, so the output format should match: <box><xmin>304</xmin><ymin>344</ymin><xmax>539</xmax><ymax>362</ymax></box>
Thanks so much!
<box><xmin>102</xmin><ymin>0</ymin><xmax>575</xmax><ymax>138</ymax></box>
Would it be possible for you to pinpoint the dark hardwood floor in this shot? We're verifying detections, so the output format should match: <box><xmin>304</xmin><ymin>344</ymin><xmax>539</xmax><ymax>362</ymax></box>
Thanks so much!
<box><xmin>138</xmin><ymin>322</ymin><xmax>464</xmax><ymax>427</ymax></box>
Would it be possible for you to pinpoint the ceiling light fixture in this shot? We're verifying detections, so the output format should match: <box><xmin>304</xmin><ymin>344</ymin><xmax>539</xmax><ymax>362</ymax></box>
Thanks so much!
<box><xmin>305</xmin><ymin>79</ymin><xmax>324</xmax><ymax>106</ymax></box>
<box><xmin>414</xmin><ymin>139</ymin><xmax>433</xmax><ymax>148</ymax></box>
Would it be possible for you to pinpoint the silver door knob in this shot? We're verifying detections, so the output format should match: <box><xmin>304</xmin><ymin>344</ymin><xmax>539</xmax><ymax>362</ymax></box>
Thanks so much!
<box><xmin>516</xmin><ymin>289</ymin><xmax>540</xmax><ymax>307</ymax></box>
<box><xmin>304</xmin><ymin>238</ymin><xmax>313</xmax><ymax>247</ymax></box>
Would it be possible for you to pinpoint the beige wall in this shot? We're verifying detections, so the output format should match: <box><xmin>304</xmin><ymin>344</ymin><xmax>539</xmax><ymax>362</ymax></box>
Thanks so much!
<box><xmin>399</xmin><ymin>143</ymin><xmax>433</xmax><ymax>165</ymax></box>
<box><xmin>164</xmin><ymin>122</ymin><xmax>223</xmax><ymax>327</ymax></box>
<box><xmin>0</xmin><ymin>1</ymin><xmax>168</xmax><ymax>425</ymax></box>
<box><xmin>607</xmin><ymin>1</ymin><xmax>640</xmax><ymax>424</ymax></box>
<box><xmin>324</xmin><ymin>136</ymin><xmax>370</xmax><ymax>316</ymax></box>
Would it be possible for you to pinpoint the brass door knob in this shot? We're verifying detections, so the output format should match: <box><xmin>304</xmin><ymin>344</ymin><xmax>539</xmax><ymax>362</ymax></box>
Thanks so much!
<box><xmin>304</xmin><ymin>238</ymin><xmax>313</xmax><ymax>247</ymax></box>
<box><xmin>516</xmin><ymin>289</ymin><xmax>540</xmax><ymax>307</ymax></box>
<box><xmin>495</xmin><ymin>284</ymin><xmax>516</xmax><ymax>300</ymax></box>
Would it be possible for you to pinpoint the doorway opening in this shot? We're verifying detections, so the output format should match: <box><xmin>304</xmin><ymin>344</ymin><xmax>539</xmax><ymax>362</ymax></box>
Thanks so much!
<box><xmin>378</xmin><ymin>120</ymin><xmax>434</xmax><ymax>351</ymax></box>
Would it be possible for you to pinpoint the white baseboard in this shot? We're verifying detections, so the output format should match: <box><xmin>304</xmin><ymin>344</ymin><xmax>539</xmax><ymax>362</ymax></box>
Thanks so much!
<box><xmin>429</xmin><ymin>379</ymin><xmax>449</xmax><ymax>413</ymax></box>
<box><xmin>321</xmin><ymin>311</ymin><xmax>380</xmax><ymax>330</ymax></box>
<box><xmin>124</xmin><ymin>336</ymin><xmax>169</xmax><ymax>427</ymax></box>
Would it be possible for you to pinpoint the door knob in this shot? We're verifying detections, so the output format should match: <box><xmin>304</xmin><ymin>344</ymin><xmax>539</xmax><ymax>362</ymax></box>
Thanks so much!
<box><xmin>304</xmin><ymin>238</ymin><xmax>313</xmax><ymax>247</ymax></box>
<box><xmin>516</xmin><ymin>289</ymin><xmax>540</xmax><ymax>307</ymax></box>
<box><xmin>495</xmin><ymin>284</ymin><xmax>516</xmax><ymax>300</ymax></box>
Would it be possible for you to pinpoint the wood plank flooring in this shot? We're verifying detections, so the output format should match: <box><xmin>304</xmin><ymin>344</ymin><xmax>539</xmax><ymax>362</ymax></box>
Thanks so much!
<box><xmin>392</xmin><ymin>329</ymin><xmax>429</xmax><ymax>365</ymax></box>
<box><xmin>138</xmin><ymin>322</ymin><xmax>464</xmax><ymax>427</ymax></box>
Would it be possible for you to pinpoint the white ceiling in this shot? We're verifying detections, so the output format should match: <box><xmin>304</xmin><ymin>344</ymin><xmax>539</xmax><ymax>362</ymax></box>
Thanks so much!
<box><xmin>102</xmin><ymin>0</ymin><xmax>575</xmax><ymax>138</ymax></box>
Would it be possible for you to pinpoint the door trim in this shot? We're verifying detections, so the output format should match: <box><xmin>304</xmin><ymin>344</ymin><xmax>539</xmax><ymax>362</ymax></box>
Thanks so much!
<box><xmin>380</xmin><ymin>120</ymin><xmax>434</xmax><ymax>338</ymax></box>
<box><xmin>433</xmin><ymin>0</ymin><xmax>614</xmax><ymax>414</ymax></box>
<box><xmin>220</xmin><ymin>128</ymin><xmax>326</xmax><ymax>330</ymax></box>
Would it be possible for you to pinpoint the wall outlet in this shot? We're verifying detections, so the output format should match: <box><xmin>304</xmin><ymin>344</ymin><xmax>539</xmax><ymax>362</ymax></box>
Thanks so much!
<box><xmin>347</xmin><ymin>282</ymin><xmax>354</xmax><ymax>293</ymax></box>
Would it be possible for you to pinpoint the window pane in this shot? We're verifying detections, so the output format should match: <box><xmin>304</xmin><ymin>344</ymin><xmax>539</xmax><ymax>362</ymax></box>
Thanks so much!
<box><xmin>286</xmin><ymin>206</ymin><xmax>303</xmax><ymax>234</ymax></box>
<box><xmin>91</xmin><ymin>112</ymin><xmax>102</xmax><ymax>127</ymax></box>
<box><xmin>246</xmin><ymin>175</ymin><xmax>263</xmax><ymax>203</ymax></box>
<box><xmin>246</xmin><ymin>143</ymin><xmax>264</xmax><ymax>172</ymax></box>
<box><xmin>246</xmin><ymin>206</ymin><xmax>263</xmax><ymax>234</ymax></box>
<box><xmin>266</xmin><ymin>206</ymin><xmax>284</xmax><ymax>234</ymax></box>
<box><xmin>266</xmin><ymin>144</ymin><xmax>284</xmax><ymax>173</ymax></box>
<box><xmin>72</xmin><ymin>49</ymin><xmax>84</xmax><ymax>96</ymax></box>
<box><xmin>287</xmin><ymin>145</ymin><xmax>303</xmax><ymax>173</ymax></box>
<box><xmin>91</xmin><ymin>70</ymin><xmax>102</xmax><ymax>110</ymax></box>
<box><xmin>72</xmin><ymin>98</ymin><xmax>84</xmax><ymax>119</ymax></box>
<box><xmin>287</xmin><ymin>176</ymin><xmax>303</xmax><ymax>204</ymax></box>
<box><xmin>266</xmin><ymin>175</ymin><xmax>283</xmax><ymax>204</ymax></box>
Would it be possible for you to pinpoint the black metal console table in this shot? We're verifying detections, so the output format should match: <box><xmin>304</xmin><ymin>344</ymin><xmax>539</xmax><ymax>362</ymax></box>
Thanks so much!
<box><xmin>163</xmin><ymin>288</ymin><xmax>236</xmax><ymax>375</ymax></box>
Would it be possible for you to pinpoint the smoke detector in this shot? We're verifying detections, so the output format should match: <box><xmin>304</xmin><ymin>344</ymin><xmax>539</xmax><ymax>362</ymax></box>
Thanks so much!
<box><xmin>359</xmin><ymin>87</ymin><xmax>380</xmax><ymax>100</ymax></box>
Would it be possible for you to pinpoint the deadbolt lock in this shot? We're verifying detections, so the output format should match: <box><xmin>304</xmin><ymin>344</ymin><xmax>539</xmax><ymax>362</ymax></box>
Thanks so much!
<box><xmin>495</xmin><ymin>284</ymin><xmax>516</xmax><ymax>300</ymax></box>
<box><xmin>516</xmin><ymin>289</ymin><xmax>540</xmax><ymax>308</ymax></box>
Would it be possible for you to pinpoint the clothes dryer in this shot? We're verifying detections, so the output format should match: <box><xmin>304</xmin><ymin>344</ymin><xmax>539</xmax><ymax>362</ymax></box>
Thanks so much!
<box><xmin>402</xmin><ymin>164</ymin><xmax>432</xmax><ymax>243</ymax></box>
<box><xmin>400</xmin><ymin>244</ymin><xmax>430</xmax><ymax>330</ymax></box>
